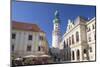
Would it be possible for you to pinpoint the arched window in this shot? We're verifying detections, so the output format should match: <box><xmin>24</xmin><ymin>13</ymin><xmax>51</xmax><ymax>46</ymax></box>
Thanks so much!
<box><xmin>88</xmin><ymin>27</ymin><xmax>91</xmax><ymax>31</ymax></box>
<box><xmin>83</xmin><ymin>49</ymin><xmax>88</xmax><ymax>60</ymax></box>
<box><xmin>76</xmin><ymin>31</ymin><xmax>79</xmax><ymax>42</ymax></box>
<box><xmin>72</xmin><ymin>35</ymin><xmax>74</xmax><ymax>44</ymax></box>
<box><xmin>63</xmin><ymin>41</ymin><xmax>66</xmax><ymax>48</ymax></box>
<box><xmin>72</xmin><ymin>51</ymin><xmax>75</xmax><ymax>60</ymax></box>
<box><xmin>69</xmin><ymin>37</ymin><xmax>71</xmax><ymax>45</ymax></box>
<box><xmin>89</xmin><ymin>47</ymin><xmax>92</xmax><ymax>52</ymax></box>
<box><xmin>83</xmin><ymin>49</ymin><xmax>87</xmax><ymax>54</ymax></box>
<box><xmin>88</xmin><ymin>34</ymin><xmax>91</xmax><ymax>42</ymax></box>
<box><xmin>66</xmin><ymin>39</ymin><xmax>69</xmax><ymax>45</ymax></box>
<box><xmin>77</xmin><ymin>50</ymin><xmax>80</xmax><ymax>60</ymax></box>
<box><xmin>92</xmin><ymin>24</ymin><xmax>95</xmax><ymax>29</ymax></box>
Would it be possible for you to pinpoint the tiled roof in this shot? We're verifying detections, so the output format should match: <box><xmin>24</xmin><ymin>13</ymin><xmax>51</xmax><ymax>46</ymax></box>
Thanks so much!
<box><xmin>12</xmin><ymin>21</ymin><xmax>44</xmax><ymax>32</ymax></box>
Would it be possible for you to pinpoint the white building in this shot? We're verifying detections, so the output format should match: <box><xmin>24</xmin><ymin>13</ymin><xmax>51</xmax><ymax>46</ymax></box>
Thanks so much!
<box><xmin>60</xmin><ymin>16</ymin><xmax>96</xmax><ymax>62</ymax></box>
<box><xmin>11</xmin><ymin>21</ymin><xmax>49</xmax><ymax>58</ymax></box>
<box><xmin>86</xmin><ymin>17</ymin><xmax>96</xmax><ymax>61</ymax></box>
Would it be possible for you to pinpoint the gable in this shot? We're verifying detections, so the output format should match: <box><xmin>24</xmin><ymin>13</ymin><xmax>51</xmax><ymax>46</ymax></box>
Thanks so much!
<box><xmin>67</xmin><ymin>19</ymin><xmax>74</xmax><ymax>31</ymax></box>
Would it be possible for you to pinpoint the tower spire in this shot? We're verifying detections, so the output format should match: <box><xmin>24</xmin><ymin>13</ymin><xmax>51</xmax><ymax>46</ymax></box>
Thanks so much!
<box><xmin>55</xmin><ymin>10</ymin><xmax>59</xmax><ymax>18</ymax></box>
<box><xmin>53</xmin><ymin>10</ymin><xmax>60</xmax><ymax>24</ymax></box>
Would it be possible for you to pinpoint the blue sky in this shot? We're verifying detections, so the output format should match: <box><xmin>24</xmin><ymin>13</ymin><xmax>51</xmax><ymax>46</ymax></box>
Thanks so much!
<box><xmin>12</xmin><ymin>1</ymin><xmax>96</xmax><ymax>47</ymax></box>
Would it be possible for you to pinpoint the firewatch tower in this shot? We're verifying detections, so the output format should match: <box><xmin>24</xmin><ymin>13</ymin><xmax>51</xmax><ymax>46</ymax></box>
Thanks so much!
<box><xmin>52</xmin><ymin>10</ymin><xmax>61</xmax><ymax>48</ymax></box>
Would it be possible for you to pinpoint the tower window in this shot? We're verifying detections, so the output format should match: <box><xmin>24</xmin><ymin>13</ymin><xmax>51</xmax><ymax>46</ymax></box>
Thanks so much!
<box><xmin>28</xmin><ymin>35</ymin><xmax>32</xmax><ymax>40</ymax></box>
<box><xmin>12</xmin><ymin>33</ymin><xmax>16</xmax><ymax>39</ymax></box>
<box><xmin>56</xmin><ymin>24</ymin><xmax>58</xmax><ymax>26</ymax></box>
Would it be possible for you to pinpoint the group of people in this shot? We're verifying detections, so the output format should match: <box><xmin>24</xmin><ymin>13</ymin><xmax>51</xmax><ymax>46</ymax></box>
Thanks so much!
<box><xmin>12</xmin><ymin>57</ymin><xmax>51</xmax><ymax>66</ymax></box>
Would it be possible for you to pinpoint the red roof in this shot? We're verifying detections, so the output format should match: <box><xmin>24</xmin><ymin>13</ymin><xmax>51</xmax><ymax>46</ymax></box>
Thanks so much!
<box><xmin>12</xmin><ymin>21</ymin><xmax>44</xmax><ymax>32</ymax></box>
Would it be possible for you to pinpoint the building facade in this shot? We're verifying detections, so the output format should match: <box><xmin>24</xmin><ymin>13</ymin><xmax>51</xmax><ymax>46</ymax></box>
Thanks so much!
<box><xmin>60</xmin><ymin>16</ymin><xmax>96</xmax><ymax>62</ymax></box>
<box><xmin>86</xmin><ymin>17</ymin><xmax>96</xmax><ymax>61</ymax></box>
<box><xmin>11</xmin><ymin>21</ymin><xmax>49</xmax><ymax>58</ymax></box>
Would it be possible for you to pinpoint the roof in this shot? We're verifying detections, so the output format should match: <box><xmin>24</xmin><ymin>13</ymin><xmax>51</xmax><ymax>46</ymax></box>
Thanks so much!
<box><xmin>86</xmin><ymin>17</ymin><xmax>96</xmax><ymax>25</ymax></box>
<box><xmin>74</xmin><ymin>16</ymin><xmax>88</xmax><ymax>24</ymax></box>
<box><xmin>12</xmin><ymin>21</ymin><xmax>44</xmax><ymax>32</ymax></box>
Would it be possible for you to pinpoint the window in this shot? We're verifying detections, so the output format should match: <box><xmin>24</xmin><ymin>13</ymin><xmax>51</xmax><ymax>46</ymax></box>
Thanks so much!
<box><xmin>72</xmin><ymin>51</ymin><xmax>75</xmax><ymax>60</ymax></box>
<box><xmin>77</xmin><ymin>50</ymin><xmax>80</xmax><ymax>60</ymax></box>
<box><xmin>88</xmin><ymin>28</ymin><xmax>91</xmax><ymax>31</ymax></box>
<box><xmin>28</xmin><ymin>35</ymin><xmax>32</xmax><ymax>40</ymax></box>
<box><xmin>94</xmin><ymin>32</ymin><xmax>96</xmax><ymax>40</ymax></box>
<box><xmin>64</xmin><ymin>41</ymin><xmax>66</xmax><ymax>48</ymax></box>
<box><xmin>38</xmin><ymin>46</ymin><xmax>41</xmax><ymax>51</ymax></box>
<box><xmin>90</xmin><ymin>47</ymin><xmax>92</xmax><ymax>52</ymax></box>
<box><xmin>83</xmin><ymin>49</ymin><xmax>88</xmax><ymax>60</ymax></box>
<box><xmin>76</xmin><ymin>31</ymin><xmax>79</xmax><ymax>42</ymax></box>
<box><xmin>27</xmin><ymin>45</ymin><xmax>31</xmax><ymax>51</ymax></box>
<box><xmin>83</xmin><ymin>49</ymin><xmax>87</xmax><ymax>54</ymax></box>
<box><xmin>87</xmin><ymin>27</ymin><xmax>91</xmax><ymax>32</ymax></box>
<box><xmin>12</xmin><ymin>33</ymin><xmax>16</xmax><ymax>39</ymax></box>
<box><xmin>12</xmin><ymin>44</ymin><xmax>14</xmax><ymax>51</ymax></box>
<box><xmin>69</xmin><ymin>37</ymin><xmax>71</xmax><ymax>45</ymax></box>
<box><xmin>92</xmin><ymin>24</ymin><xmax>95</xmax><ymax>29</ymax></box>
<box><xmin>56</xmin><ymin>24</ymin><xmax>58</xmax><ymax>26</ymax></box>
<box><xmin>72</xmin><ymin>35</ymin><xmax>74</xmax><ymax>44</ymax></box>
<box><xmin>88</xmin><ymin>36</ymin><xmax>91</xmax><ymax>42</ymax></box>
<box><xmin>39</xmin><ymin>36</ymin><xmax>44</xmax><ymax>40</ymax></box>
<box><xmin>56</xmin><ymin>27</ymin><xmax>58</xmax><ymax>29</ymax></box>
<box><xmin>88</xmin><ymin>34</ymin><xmax>91</xmax><ymax>42</ymax></box>
<box><xmin>66</xmin><ymin>39</ymin><xmax>68</xmax><ymax>45</ymax></box>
